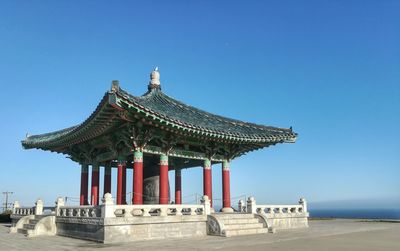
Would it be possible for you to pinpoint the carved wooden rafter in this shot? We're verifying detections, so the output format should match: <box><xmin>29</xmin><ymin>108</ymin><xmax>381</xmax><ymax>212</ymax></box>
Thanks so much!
<box><xmin>160</xmin><ymin>133</ymin><xmax>180</xmax><ymax>154</ymax></box>
<box><xmin>200</xmin><ymin>142</ymin><xmax>219</xmax><ymax>160</ymax></box>
<box><xmin>104</xmin><ymin>134</ymin><xmax>118</xmax><ymax>158</ymax></box>
<box><xmin>129</xmin><ymin>123</ymin><xmax>154</xmax><ymax>151</ymax></box>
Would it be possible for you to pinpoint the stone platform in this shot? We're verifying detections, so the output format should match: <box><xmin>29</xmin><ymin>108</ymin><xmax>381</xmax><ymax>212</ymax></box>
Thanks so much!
<box><xmin>10</xmin><ymin>195</ymin><xmax>309</xmax><ymax>242</ymax></box>
<box><xmin>2</xmin><ymin>220</ymin><xmax>400</xmax><ymax>251</ymax></box>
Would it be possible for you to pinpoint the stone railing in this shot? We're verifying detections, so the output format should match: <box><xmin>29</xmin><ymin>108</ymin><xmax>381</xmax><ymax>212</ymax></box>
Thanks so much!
<box><xmin>239</xmin><ymin>197</ymin><xmax>308</xmax><ymax>216</ymax></box>
<box><xmin>52</xmin><ymin>193</ymin><xmax>211</xmax><ymax>219</ymax></box>
<box><xmin>13</xmin><ymin>206</ymin><xmax>34</xmax><ymax>216</ymax></box>
<box><xmin>53</xmin><ymin>196</ymin><xmax>100</xmax><ymax>218</ymax></box>
<box><xmin>57</xmin><ymin>206</ymin><xmax>101</xmax><ymax>218</ymax></box>
<box><xmin>12</xmin><ymin>194</ymin><xmax>211</xmax><ymax>219</ymax></box>
<box><xmin>255</xmin><ymin>204</ymin><xmax>304</xmax><ymax>214</ymax></box>
<box><xmin>102</xmin><ymin>193</ymin><xmax>211</xmax><ymax>218</ymax></box>
<box><xmin>109</xmin><ymin>204</ymin><xmax>204</xmax><ymax>218</ymax></box>
<box><xmin>12</xmin><ymin>199</ymin><xmax>57</xmax><ymax>216</ymax></box>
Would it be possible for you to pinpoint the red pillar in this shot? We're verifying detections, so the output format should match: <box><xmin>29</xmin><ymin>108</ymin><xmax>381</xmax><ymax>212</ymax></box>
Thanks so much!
<box><xmin>222</xmin><ymin>160</ymin><xmax>232</xmax><ymax>211</ymax></box>
<box><xmin>159</xmin><ymin>154</ymin><xmax>169</xmax><ymax>204</ymax></box>
<box><xmin>133</xmin><ymin>150</ymin><xmax>143</xmax><ymax>204</ymax></box>
<box><xmin>175</xmin><ymin>169</ymin><xmax>182</xmax><ymax>204</ymax></box>
<box><xmin>91</xmin><ymin>164</ymin><xmax>100</xmax><ymax>206</ymax></box>
<box><xmin>116</xmin><ymin>158</ymin><xmax>125</xmax><ymax>205</ymax></box>
<box><xmin>103</xmin><ymin>162</ymin><xmax>112</xmax><ymax>195</ymax></box>
<box><xmin>122</xmin><ymin>163</ymin><xmax>127</xmax><ymax>204</ymax></box>
<box><xmin>203</xmin><ymin>159</ymin><xmax>212</xmax><ymax>207</ymax></box>
<box><xmin>80</xmin><ymin>164</ymin><xmax>89</xmax><ymax>205</ymax></box>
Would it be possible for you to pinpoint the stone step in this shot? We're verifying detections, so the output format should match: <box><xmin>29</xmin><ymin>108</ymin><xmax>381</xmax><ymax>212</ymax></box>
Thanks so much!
<box><xmin>223</xmin><ymin>218</ymin><xmax>260</xmax><ymax>224</ymax></box>
<box><xmin>224</xmin><ymin>227</ymin><xmax>268</xmax><ymax>237</ymax></box>
<box><xmin>29</xmin><ymin>219</ymin><xmax>39</xmax><ymax>225</ymax></box>
<box><xmin>224</xmin><ymin>223</ymin><xmax>264</xmax><ymax>230</ymax></box>
<box><xmin>23</xmin><ymin>223</ymin><xmax>36</xmax><ymax>229</ymax></box>
<box><xmin>213</xmin><ymin>213</ymin><xmax>255</xmax><ymax>219</ymax></box>
<box><xmin>17</xmin><ymin>228</ymin><xmax>28</xmax><ymax>235</ymax></box>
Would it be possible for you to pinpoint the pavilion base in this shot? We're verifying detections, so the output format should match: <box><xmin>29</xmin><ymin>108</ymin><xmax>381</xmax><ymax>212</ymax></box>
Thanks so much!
<box><xmin>266</xmin><ymin>214</ymin><xmax>309</xmax><ymax>229</ymax></box>
<box><xmin>11</xmin><ymin>196</ymin><xmax>309</xmax><ymax>241</ymax></box>
<box><xmin>56</xmin><ymin>215</ymin><xmax>207</xmax><ymax>243</ymax></box>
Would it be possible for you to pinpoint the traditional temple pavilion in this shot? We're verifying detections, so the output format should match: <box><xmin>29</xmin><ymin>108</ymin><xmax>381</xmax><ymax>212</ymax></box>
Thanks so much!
<box><xmin>21</xmin><ymin>69</ymin><xmax>297</xmax><ymax>212</ymax></box>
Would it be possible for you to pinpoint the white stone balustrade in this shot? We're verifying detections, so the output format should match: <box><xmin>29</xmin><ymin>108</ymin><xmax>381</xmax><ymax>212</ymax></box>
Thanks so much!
<box><xmin>12</xmin><ymin>200</ymin><xmax>37</xmax><ymax>216</ymax></box>
<box><xmin>12</xmin><ymin>194</ymin><xmax>211</xmax><ymax>219</ymax></box>
<box><xmin>246</xmin><ymin>197</ymin><xmax>308</xmax><ymax>216</ymax></box>
<box><xmin>13</xmin><ymin>207</ymin><xmax>34</xmax><ymax>216</ymax></box>
<box><xmin>12</xmin><ymin>199</ymin><xmax>56</xmax><ymax>217</ymax></box>
<box><xmin>102</xmin><ymin>193</ymin><xmax>210</xmax><ymax>218</ymax></box>
<box><xmin>57</xmin><ymin>206</ymin><xmax>100</xmax><ymax>218</ymax></box>
<box><xmin>256</xmin><ymin>205</ymin><xmax>304</xmax><ymax>214</ymax></box>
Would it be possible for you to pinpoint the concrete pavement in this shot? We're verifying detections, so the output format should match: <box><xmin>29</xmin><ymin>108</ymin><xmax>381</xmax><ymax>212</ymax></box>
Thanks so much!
<box><xmin>1</xmin><ymin>219</ymin><xmax>399</xmax><ymax>250</ymax></box>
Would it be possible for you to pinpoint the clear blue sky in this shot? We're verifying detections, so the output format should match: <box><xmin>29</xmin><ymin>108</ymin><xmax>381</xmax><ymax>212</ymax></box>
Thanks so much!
<box><xmin>0</xmin><ymin>0</ymin><xmax>399</xmax><ymax>209</ymax></box>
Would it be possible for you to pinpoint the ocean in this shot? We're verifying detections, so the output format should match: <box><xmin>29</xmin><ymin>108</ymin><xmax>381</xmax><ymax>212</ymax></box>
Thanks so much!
<box><xmin>309</xmin><ymin>209</ymin><xmax>400</xmax><ymax>219</ymax></box>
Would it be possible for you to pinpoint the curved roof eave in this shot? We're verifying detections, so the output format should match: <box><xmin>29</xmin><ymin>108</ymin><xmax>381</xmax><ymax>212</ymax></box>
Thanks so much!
<box><xmin>22</xmin><ymin>92</ymin><xmax>116</xmax><ymax>149</ymax></box>
<box><xmin>114</xmin><ymin>88</ymin><xmax>297</xmax><ymax>143</ymax></box>
<box><xmin>21</xmin><ymin>86</ymin><xmax>297</xmax><ymax>150</ymax></box>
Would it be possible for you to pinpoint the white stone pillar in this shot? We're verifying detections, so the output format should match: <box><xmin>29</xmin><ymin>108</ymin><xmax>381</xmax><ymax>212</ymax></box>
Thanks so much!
<box><xmin>238</xmin><ymin>200</ymin><xmax>245</xmax><ymax>213</ymax></box>
<box><xmin>12</xmin><ymin>201</ymin><xmax>20</xmax><ymax>215</ymax></box>
<box><xmin>101</xmin><ymin>193</ymin><xmax>115</xmax><ymax>218</ymax></box>
<box><xmin>35</xmin><ymin>199</ymin><xmax>44</xmax><ymax>215</ymax></box>
<box><xmin>55</xmin><ymin>197</ymin><xmax>65</xmax><ymax>216</ymax></box>
<box><xmin>299</xmin><ymin>198</ymin><xmax>307</xmax><ymax>213</ymax></box>
<box><xmin>201</xmin><ymin>195</ymin><xmax>211</xmax><ymax>215</ymax></box>
<box><xmin>246</xmin><ymin>196</ymin><xmax>257</xmax><ymax>214</ymax></box>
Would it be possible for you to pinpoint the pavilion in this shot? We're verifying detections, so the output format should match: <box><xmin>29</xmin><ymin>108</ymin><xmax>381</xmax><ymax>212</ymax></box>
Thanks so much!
<box><xmin>21</xmin><ymin>68</ymin><xmax>296</xmax><ymax>211</ymax></box>
<box><xmin>13</xmin><ymin>69</ymin><xmax>306</xmax><ymax>242</ymax></box>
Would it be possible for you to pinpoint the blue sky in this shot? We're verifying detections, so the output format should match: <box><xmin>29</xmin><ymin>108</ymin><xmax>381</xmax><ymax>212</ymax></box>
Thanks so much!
<box><xmin>0</xmin><ymin>0</ymin><xmax>399</xmax><ymax>209</ymax></box>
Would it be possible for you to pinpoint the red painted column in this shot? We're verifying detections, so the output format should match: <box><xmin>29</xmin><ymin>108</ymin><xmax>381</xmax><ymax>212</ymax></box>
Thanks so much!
<box><xmin>159</xmin><ymin>154</ymin><xmax>169</xmax><ymax>204</ymax></box>
<box><xmin>122</xmin><ymin>163</ymin><xmax>127</xmax><ymax>204</ymax></box>
<box><xmin>175</xmin><ymin>169</ymin><xmax>182</xmax><ymax>204</ymax></box>
<box><xmin>80</xmin><ymin>164</ymin><xmax>89</xmax><ymax>205</ymax></box>
<box><xmin>203</xmin><ymin>159</ymin><xmax>212</xmax><ymax>207</ymax></box>
<box><xmin>222</xmin><ymin>160</ymin><xmax>232</xmax><ymax>212</ymax></box>
<box><xmin>103</xmin><ymin>162</ymin><xmax>112</xmax><ymax>195</ymax></box>
<box><xmin>116</xmin><ymin>158</ymin><xmax>125</xmax><ymax>205</ymax></box>
<box><xmin>133</xmin><ymin>150</ymin><xmax>143</xmax><ymax>204</ymax></box>
<box><xmin>91</xmin><ymin>164</ymin><xmax>100</xmax><ymax>206</ymax></box>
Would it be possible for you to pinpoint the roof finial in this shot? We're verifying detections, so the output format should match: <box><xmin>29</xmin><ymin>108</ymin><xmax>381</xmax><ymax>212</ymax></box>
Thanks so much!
<box><xmin>111</xmin><ymin>80</ymin><xmax>120</xmax><ymax>92</ymax></box>
<box><xmin>148</xmin><ymin>67</ymin><xmax>161</xmax><ymax>90</ymax></box>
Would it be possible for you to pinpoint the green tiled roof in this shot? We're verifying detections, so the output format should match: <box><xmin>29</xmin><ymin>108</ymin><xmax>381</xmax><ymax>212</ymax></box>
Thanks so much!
<box><xmin>117</xmin><ymin>88</ymin><xmax>296</xmax><ymax>143</ymax></box>
<box><xmin>22</xmin><ymin>85</ymin><xmax>297</xmax><ymax>150</ymax></box>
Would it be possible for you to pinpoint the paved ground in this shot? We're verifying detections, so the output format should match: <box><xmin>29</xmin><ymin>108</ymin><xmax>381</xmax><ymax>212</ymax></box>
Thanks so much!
<box><xmin>1</xmin><ymin>219</ymin><xmax>400</xmax><ymax>250</ymax></box>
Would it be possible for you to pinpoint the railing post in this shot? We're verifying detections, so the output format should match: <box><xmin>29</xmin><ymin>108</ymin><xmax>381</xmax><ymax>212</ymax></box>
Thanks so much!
<box><xmin>55</xmin><ymin>197</ymin><xmax>65</xmax><ymax>216</ymax></box>
<box><xmin>35</xmin><ymin>199</ymin><xmax>44</xmax><ymax>215</ymax></box>
<box><xmin>238</xmin><ymin>200</ymin><xmax>245</xmax><ymax>213</ymax></box>
<box><xmin>160</xmin><ymin>207</ymin><xmax>168</xmax><ymax>216</ymax></box>
<box><xmin>201</xmin><ymin>195</ymin><xmax>211</xmax><ymax>215</ymax></box>
<box><xmin>299</xmin><ymin>198</ymin><xmax>307</xmax><ymax>213</ymax></box>
<box><xmin>101</xmin><ymin>193</ymin><xmax>115</xmax><ymax>218</ymax></box>
<box><xmin>12</xmin><ymin>201</ymin><xmax>20</xmax><ymax>214</ymax></box>
<box><xmin>246</xmin><ymin>196</ymin><xmax>256</xmax><ymax>214</ymax></box>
